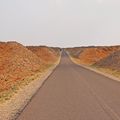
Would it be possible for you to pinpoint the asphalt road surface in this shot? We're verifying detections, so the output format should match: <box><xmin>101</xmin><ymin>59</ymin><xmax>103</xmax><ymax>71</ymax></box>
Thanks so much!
<box><xmin>17</xmin><ymin>52</ymin><xmax>120</xmax><ymax>120</ymax></box>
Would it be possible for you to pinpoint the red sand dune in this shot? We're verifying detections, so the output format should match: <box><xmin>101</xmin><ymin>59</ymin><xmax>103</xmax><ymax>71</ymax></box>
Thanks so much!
<box><xmin>27</xmin><ymin>46</ymin><xmax>60</xmax><ymax>64</ymax></box>
<box><xmin>94</xmin><ymin>50</ymin><xmax>120</xmax><ymax>71</ymax></box>
<box><xmin>0</xmin><ymin>42</ymin><xmax>45</xmax><ymax>92</ymax></box>
<box><xmin>67</xmin><ymin>46</ymin><xmax>120</xmax><ymax>65</ymax></box>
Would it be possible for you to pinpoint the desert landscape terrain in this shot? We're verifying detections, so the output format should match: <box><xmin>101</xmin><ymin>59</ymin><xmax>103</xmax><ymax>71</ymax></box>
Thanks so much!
<box><xmin>0</xmin><ymin>41</ymin><xmax>61</xmax><ymax>120</ymax></box>
<box><xmin>1</xmin><ymin>0</ymin><xmax>120</xmax><ymax>119</ymax></box>
<box><xmin>1</xmin><ymin>43</ymin><xmax>120</xmax><ymax>120</ymax></box>
<box><xmin>66</xmin><ymin>46</ymin><xmax>120</xmax><ymax>79</ymax></box>
<box><xmin>17</xmin><ymin>50</ymin><xmax>120</xmax><ymax>120</ymax></box>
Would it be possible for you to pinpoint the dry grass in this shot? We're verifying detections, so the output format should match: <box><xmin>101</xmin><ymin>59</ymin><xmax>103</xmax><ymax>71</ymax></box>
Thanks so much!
<box><xmin>92</xmin><ymin>67</ymin><xmax>120</xmax><ymax>79</ymax></box>
<box><xmin>0</xmin><ymin>72</ymin><xmax>42</xmax><ymax>103</ymax></box>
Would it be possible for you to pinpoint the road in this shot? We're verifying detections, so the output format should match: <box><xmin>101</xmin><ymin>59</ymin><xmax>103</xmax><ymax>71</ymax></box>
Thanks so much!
<box><xmin>17</xmin><ymin>52</ymin><xmax>120</xmax><ymax>120</ymax></box>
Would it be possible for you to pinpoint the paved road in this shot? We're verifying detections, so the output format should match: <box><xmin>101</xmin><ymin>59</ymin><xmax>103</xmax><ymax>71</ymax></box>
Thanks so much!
<box><xmin>17</xmin><ymin>52</ymin><xmax>120</xmax><ymax>120</ymax></box>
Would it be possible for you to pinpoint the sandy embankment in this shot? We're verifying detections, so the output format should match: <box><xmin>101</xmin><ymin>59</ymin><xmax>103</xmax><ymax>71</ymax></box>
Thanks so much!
<box><xmin>0</xmin><ymin>57</ymin><xmax>61</xmax><ymax>120</ymax></box>
<box><xmin>68</xmin><ymin>55</ymin><xmax>120</xmax><ymax>82</ymax></box>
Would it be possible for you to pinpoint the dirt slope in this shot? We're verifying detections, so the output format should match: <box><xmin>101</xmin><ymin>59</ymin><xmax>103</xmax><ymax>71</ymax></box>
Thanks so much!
<box><xmin>27</xmin><ymin>46</ymin><xmax>60</xmax><ymax>65</ymax></box>
<box><xmin>0</xmin><ymin>42</ymin><xmax>46</xmax><ymax>101</ymax></box>
<box><xmin>67</xmin><ymin>46</ymin><xmax>120</xmax><ymax>65</ymax></box>
<box><xmin>94</xmin><ymin>50</ymin><xmax>120</xmax><ymax>71</ymax></box>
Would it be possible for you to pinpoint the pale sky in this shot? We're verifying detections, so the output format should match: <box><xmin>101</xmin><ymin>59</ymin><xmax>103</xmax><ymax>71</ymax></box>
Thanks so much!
<box><xmin>0</xmin><ymin>0</ymin><xmax>120</xmax><ymax>47</ymax></box>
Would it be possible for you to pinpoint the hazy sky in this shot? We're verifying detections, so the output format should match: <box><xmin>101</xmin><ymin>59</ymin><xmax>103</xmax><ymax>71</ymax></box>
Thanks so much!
<box><xmin>0</xmin><ymin>0</ymin><xmax>120</xmax><ymax>47</ymax></box>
